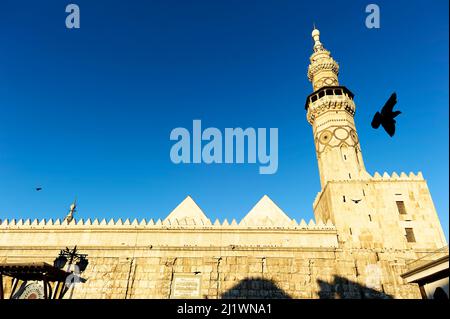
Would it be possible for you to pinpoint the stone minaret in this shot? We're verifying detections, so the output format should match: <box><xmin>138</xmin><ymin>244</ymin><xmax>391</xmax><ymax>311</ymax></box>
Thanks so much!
<box><xmin>64</xmin><ymin>199</ymin><xmax>77</xmax><ymax>224</ymax></box>
<box><xmin>307</xmin><ymin>29</ymin><xmax>447</xmax><ymax>250</ymax></box>
<box><xmin>305</xmin><ymin>28</ymin><xmax>367</xmax><ymax>188</ymax></box>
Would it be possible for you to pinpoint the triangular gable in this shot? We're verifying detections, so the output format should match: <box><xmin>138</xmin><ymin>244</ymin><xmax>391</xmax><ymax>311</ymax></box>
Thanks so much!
<box><xmin>241</xmin><ymin>195</ymin><xmax>292</xmax><ymax>226</ymax></box>
<box><xmin>164</xmin><ymin>196</ymin><xmax>210</xmax><ymax>225</ymax></box>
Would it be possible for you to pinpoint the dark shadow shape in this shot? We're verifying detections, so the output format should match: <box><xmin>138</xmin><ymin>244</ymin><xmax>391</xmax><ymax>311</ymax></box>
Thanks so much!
<box><xmin>221</xmin><ymin>277</ymin><xmax>291</xmax><ymax>299</ymax></box>
<box><xmin>433</xmin><ymin>287</ymin><xmax>448</xmax><ymax>300</ymax></box>
<box><xmin>317</xmin><ymin>275</ymin><xmax>393</xmax><ymax>299</ymax></box>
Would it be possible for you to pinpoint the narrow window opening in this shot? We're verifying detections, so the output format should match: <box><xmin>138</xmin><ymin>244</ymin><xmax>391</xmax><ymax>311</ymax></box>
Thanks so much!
<box><xmin>349</xmin><ymin>173</ymin><xmax>352</xmax><ymax>179</ymax></box>
<box><xmin>396</xmin><ymin>201</ymin><xmax>407</xmax><ymax>215</ymax></box>
<box><xmin>343</xmin><ymin>196</ymin><xmax>346</xmax><ymax>202</ymax></box>
<box><xmin>362</xmin><ymin>189</ymin><xmax>366</xmax><ymax>196</ymax></box>
<box><xmin>343</xmin><ymin>155</ymin><xmax>347</xmax><ymax>160</ymax></box>
<box><xmin>368</xmin><ymin>214</ymin><xmax>372</xmax><ymax>222</ymax></box>
<box><xmin>405</xmin><ymin>228</ymin><xmax>416</xmax><ymax>243</ymax></box>
<box><xmin>349</xmin><ymin>228</ymin><xmax>352</xmax><ymax>235</ymax></box>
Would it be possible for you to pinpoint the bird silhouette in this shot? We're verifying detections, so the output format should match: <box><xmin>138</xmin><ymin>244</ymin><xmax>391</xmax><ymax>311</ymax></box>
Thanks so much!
<box><xmin>35</xmin><ymin>187</ymin><xmax>42</xmax><ymax>191</ymax></box>
<box><xmin>371</xmin><ymin>93</ymin><xmax>401</xmax><ymax>137</ymax></box>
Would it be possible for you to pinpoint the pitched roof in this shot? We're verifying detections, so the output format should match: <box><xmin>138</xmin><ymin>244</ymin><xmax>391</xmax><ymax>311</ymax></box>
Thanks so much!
<box><xmin>241</xmin><ymin>195</ymin><xmax>292</xmax><ymax>226</ymax></box>
<box><xmin>164</xmin><ymin>196</ymin><xmax>210</xmax><ymax>225</ymax></box>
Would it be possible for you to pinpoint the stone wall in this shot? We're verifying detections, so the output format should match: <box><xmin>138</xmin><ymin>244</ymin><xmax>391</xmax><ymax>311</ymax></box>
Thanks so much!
<box><xmin>0</xmin><ymin>242</ymin><xmax>422</xmax><ymax>299</ymax></box>
<box><xmin>0</xmin><ymin>183</ymin><xmax>441</xmax><ymax>299</ymax></box>
<box><xmin>313</xmin><ymin>172</ymin><xmax>448</xmax><ymax>250</ymax></box>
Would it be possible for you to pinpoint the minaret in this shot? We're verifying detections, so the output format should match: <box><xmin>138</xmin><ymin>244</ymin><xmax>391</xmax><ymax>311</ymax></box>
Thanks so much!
<box><xmin>305</xmin><ymin>28</ymin><xmax>366</xmax><ymax>188</ymax></box>
<box><xmin>64</xmin><ymin>199</ymin><xmax>77</xmax><ymax>223</ymax></box>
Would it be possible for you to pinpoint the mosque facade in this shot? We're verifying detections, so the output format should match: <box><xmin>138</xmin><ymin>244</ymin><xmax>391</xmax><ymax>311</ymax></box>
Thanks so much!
<box><xmin>0</xmin><ymin>29</ymin><xmax>447</xmax><ymax>299</ymax></box>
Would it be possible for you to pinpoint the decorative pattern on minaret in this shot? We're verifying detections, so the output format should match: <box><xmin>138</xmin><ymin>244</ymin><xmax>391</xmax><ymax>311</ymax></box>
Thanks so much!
<box><xmin>307</xmin><ymin>28</ymin><xmax>340</xmax><ymax>91</ymax></box>
<box><xmin>305</xmin><ymin>28</ymin><xmax>366</xmax><ymax>187</ymax></box>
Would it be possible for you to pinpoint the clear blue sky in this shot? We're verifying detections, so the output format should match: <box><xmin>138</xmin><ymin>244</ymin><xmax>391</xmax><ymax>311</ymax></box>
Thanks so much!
<box><xmin>0</xmin><ymin>0</ymin><xmax>448</xmax><ymax>240</ymax></box>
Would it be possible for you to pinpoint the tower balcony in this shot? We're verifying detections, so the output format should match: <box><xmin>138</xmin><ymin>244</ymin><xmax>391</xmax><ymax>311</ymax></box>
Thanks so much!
<box><xmin>305</xmin><ymin>86</ymin><xmax>356</xmax><ymax>124</ymax></box>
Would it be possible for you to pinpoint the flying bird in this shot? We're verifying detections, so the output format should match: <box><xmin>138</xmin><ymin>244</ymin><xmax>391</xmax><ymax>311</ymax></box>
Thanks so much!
<box><xmin>35</xmin><ymin>187</ymin><xmax>42</xmax><ymax>191</ymax></box>
<box><xmin>371</xmin><ymin>93</ymin><xmax>401</xmax><ymax>137</ymax></box>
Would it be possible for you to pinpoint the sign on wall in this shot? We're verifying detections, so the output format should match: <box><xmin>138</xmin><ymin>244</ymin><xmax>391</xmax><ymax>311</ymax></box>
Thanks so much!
<box><xmin>170</xmin><ymin>274</ymin><xmax>202</xmax><ymax>299</ymax></box>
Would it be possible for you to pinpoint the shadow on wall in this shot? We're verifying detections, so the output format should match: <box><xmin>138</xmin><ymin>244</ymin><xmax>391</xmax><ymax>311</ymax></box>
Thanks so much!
<box><xmin>219</xmin><ymin>275</ymin><xmax>393</xmax><ymax>299</ymax></box>
<box><xmin>221</xmin><ymin>278</ymin><xmax>291</xmax><ymax>299</ymax></box>
<box><xmin>317</xmin><ymin>275</ymin><xmax>393</xmax><ymax>299</ymax></box>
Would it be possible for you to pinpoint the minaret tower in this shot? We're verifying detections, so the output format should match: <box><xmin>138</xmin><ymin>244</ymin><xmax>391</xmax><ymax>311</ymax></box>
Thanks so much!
<box><xmin>305</xmin><ymin>28</ymin><xmax>366</xmax><ymax>188</ymax></box>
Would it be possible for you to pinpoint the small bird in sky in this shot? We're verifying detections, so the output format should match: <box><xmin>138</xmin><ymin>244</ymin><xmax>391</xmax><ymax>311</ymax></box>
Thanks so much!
<box><xmin>371</xmin><ymin>92</ymin><xmax>402</xmax><ymax>137</ymax></box>
<box><xmin>35</xmin><ymin>187</ymin><xmax>42</xmax><ymax>191</ymax></box>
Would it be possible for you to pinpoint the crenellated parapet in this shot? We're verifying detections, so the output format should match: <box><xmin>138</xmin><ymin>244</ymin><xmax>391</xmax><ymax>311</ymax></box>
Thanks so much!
<box><xmin>0</xmin><ymin>196</ymin><xmax>338</xmax><ymax>249</ymax></box>
<box><xmin>0</xmin><ymin>217</ymin><xmax>335</xmax><ymax>230</ymax></box>
<box><xmin>371</xmin><ymin>171</ymin><xmax>424</xmax><ymax>181</ymax></box>
<box><xmin>314</xmin><ymin>171</ymin><xmax>425</xmax><ymax>184</ymax></box>
<box><xmin>0</xmin><ymin>195</ymin><xmax>335</xmax><ymax>231</ymax></box>
<box><xmin>312</xmin><ymin>171</ymin><xmax>426</xmax><ymax>209</ymax></box>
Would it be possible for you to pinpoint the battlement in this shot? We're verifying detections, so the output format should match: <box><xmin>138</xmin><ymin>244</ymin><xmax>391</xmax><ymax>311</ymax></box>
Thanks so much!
<box><xmin>0</xmin><ymin>195</ymin><xmax>336</xmax><ymax>232</ymax></box>
<box><xmin>371</xmin><ymin>171</ymin><xmax>424</xmax><ymax>181</ymax></box>
<box><xmin>313</xmin><ymin>171</ymin><xmax>426</xmax><ymax>208</ymax></box>
<box><xmin>0</xmin><ymin>217</ymin><xmax>335</xmax><ymax>230</ymax></box>
<box><xmin>0</xmin><ymin>196</ymin><xmax>338</xmax><ymax>249</ymax></box>
<box><xmin>321</xmin><ymin>170</ymin><xmax>424</xmax><ymax>184</ymax></box>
